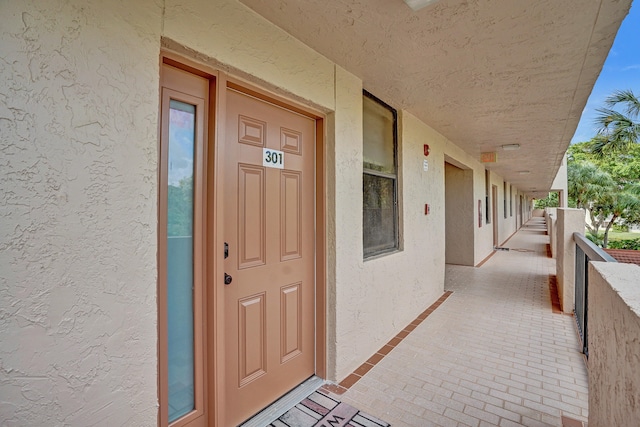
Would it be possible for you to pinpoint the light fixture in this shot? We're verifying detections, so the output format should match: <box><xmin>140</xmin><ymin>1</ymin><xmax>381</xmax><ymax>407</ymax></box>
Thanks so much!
<box><xmin>501</xmin><ymin>144</ymin><xmax>520</xmax><ymax>151</ymax></box>
<box><xmin>403</xmin><ymin>0</ymin><xmax>440</xmax><ymax>11</ymax></box>
<box><xmin>518</xmin><ymin>170</ymin><xmax>530</xmax><ymax>175</ymax></box>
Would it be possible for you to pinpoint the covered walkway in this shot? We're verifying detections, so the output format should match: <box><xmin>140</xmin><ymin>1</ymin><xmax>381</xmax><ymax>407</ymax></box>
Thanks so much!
<box><xmin>334</xmin><ymin>218</ymin><xmax>588</xmax><ymax>426</ymax></box>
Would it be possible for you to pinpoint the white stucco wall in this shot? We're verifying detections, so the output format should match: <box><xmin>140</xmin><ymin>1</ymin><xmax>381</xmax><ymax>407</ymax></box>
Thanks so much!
<box><xmin>588</xmin><ymin>262</ymin><xmax>640</xmax><ymax>426</ymax></box>
<box><xmin>1</xmin><ymin>1</ymin><xmax>161</xmax><ymax>424</ymax></box>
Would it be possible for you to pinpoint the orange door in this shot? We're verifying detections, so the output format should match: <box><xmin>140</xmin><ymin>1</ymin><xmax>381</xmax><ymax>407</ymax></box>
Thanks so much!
<box><xmin>223</xmin><ymin>87</ymin><xmax>315</xmax><ymax>426</ymax></box>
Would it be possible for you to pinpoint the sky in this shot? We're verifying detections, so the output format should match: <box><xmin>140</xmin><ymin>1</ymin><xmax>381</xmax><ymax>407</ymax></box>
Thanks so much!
<box><xmin>571</xmin><ymin>1</ymin><xmax>640</xmax><ymax>143</ymax></box>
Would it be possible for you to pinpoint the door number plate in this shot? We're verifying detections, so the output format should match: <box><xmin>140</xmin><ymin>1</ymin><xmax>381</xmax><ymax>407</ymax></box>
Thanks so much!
<box><xmin>263</xmin><ymin>148</ymin><xmax>284</xmax><ymax>169</ymax></box>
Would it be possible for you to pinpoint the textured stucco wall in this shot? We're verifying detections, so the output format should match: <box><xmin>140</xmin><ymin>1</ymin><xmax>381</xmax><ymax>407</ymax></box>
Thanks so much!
<box><xmin>163</xmin><ymin>0</ymin><xmax>335</xmax><ymax>111</ymax></box>
<box><xmin>556</xmin><ymin>208</ymin><xmax>584</xmax><ymax>312</ymax></box>
<box><xmin>546</xmin><ymin>208</ymin><xmax>558</xmax><ymax>258</ymax></box>
<box><xmin>162</xmin><ymin>0</ymin><xmax>455</xmax><ymax>380</ymax></box>
<box><xmin>2</xmin><ymin>1</ymin><xmax>543</xmax><ymax>422</ymax></box>
<box><xmin>330</xmin><ymin>102</ymin><xmax>451</xmax><ymax>379</ymax></box>
<box><xmin>551</xmin><ymin>154</ymin><xmax>568</xmax><ymax>207</ymax></box>
<box><xmin>0</xmin><ymin>1</ymin><xmax>161</xmax><ymax>425</ymax></box>
<box><xmin>588</xmin><ymin>262</ymin><xmax>640</xmax><ymax>426</ymax></box>
<box><xmin>444</xmin><ymin>163</ymin><xmax>474</xmax><ymax>265</ymax></box>
<box><xmin>438</xmin><ymin>142</ymin><xmax>500</xmax><ymax>265</ymax></box>
<box><xmin>491</xmin><ymin>173</ymin><xmax>516</xmax><ymax>247</ymax></box>
<box><xmin>328</xmin><ymin>66</ymin><xmax>365</xmax><ymax>380</ymax></box>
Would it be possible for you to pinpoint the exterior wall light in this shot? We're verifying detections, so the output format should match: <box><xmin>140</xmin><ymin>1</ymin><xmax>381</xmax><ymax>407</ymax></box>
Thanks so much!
<box><xmin>501</xmin><ymin>144</ymin><xmax>521</xmax><ymax>151</ymax></box>
<box><xmin>403</xmin><ymin>0</ymin><xmax>440</xmax><ymax>11</ymax></box>
<box><xmin>518</xmin><ymin>170</ymin><xmax>531</xmax><ymax>175</ymax></box>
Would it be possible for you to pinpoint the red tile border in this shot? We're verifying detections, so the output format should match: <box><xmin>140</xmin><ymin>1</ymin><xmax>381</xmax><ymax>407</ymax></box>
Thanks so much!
<box><xmin>548</xmin><ymin>275</ymin><xmax>563</xmax><ymax>314</ymax></box>
<box><xmin>404</xmin><ymin>323</ymin><xmax>417</xmax><ymax>332</ymax></box>
<box><xmin>561</xmin><ymin>415</ymin><xmax>586</xmax><ymax>427</ymax></box>
<box><xmin>329</xmin><ymin>291</ymin><xmax>453</xmax><ymax>395</ymax></box>
<box><xmin>366</xmin><ymin>353</ymin><xmax>384</xmax><ymax>365</ymax></box>
<box><xmin>387</xmin><ymin>337</ymin><xmax>402</xmax><ymax>347</ymax></box>
<box><xmin>475</xmin><ymin>250</ymin><xmax>496</xmax><ymax>267</ymax></box>
<box><xmin>377</xmin><ymin>344</ymin><xmax>394</xmax><ymax>356</ymax></box>
<box><xmin>353</xmin><ymin>362</ymin><xmax>374</xmax><ymax>376</ymax></box>
<box><xmin>338</xmin><ymin>373</ymin><xmax>361</xmax><ymax>389</ymax></box>
<box><xmin>395</xmin><ymin>330</ymin><xmax>409</xmax><ymax>339</ymax></box>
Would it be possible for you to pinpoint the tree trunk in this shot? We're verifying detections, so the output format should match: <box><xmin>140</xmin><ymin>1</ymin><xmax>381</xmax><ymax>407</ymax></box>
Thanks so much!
<box><xmin>603</xmin><ymin>214</ymin><xmax>618</xmax><ymax>248</ymax></box>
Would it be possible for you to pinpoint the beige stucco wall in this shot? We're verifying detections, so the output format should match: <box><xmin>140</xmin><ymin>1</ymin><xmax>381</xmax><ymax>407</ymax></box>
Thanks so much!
<box><xmin>546</xmin><ymin>208</ymin><xmax>558</xmax><ymax>258</ymax></box>
<box><xmin>556</xmin><ymin>208</ymin><xmax>585</xmax><ymax>313</ymax></box>
<box><xmin>163</xmin><ymin>0</ymin><xmax>335</xmax><ymax>112</ymax></box>
<box><xmin>0</xmin><ymin>1</ymin><xmax>161</xmax><ymax>424</ymax></box>
<box><xmin>491</xmin><ymin>173</ymin><xmax>518</xmax><ymax>247</ymax></box>
<box><xmin>444</xmin><ymin>163</ymin><xmax>475</xmax><ymax>265</ymax></box>
<box><xmin>551</xmin><ymin>154</ymin><xmax>569</xmax><ymax>207</ymax></box>
<box><xmin>588</xmin><ymin>262</ymin><xmax>640</xmax><ymax>426</ymax></box>
<box><xmin>1</xmin><ymin>0</ymin><xmax>542</xmax><ymax>423</ymax></box>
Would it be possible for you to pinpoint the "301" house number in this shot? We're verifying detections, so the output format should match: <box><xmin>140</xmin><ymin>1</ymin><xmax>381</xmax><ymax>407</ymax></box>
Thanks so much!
<box><xmin>263</xmin><ymin>148</ymin><xmax>285</xmax><ymax>169</ymax></box>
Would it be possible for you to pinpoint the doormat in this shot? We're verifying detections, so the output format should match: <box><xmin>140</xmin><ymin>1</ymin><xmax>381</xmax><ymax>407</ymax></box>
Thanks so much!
<box><xmin>269</xmin><ymin>390</ymin><xmax>390</xmax><ymax>427</ymax></box>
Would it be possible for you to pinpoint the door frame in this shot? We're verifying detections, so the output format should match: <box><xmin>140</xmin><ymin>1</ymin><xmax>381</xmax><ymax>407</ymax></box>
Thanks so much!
<box><xmin>158</xmin><ymin>51</ymin><xmax>327</xmax><ymax>427</ymax></box>
<box><xmin>492</xmin><ymin>185</ymin><xmax>498</xmax><ymax>247</ymax></box>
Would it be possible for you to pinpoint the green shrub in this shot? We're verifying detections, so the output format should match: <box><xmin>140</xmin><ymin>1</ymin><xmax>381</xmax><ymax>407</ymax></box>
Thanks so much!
<box><xmin>612</xmin><ymin>224</ymin><xmax>629</xmax><ymax>232</ymax></box>
<box><xmin>608</xmin><ymin>238</ymin><xmax>640</xmax><ymax>250</ymax></box>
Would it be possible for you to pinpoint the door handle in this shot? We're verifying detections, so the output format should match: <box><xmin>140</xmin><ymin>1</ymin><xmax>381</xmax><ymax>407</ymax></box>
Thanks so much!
<box><xmin>224</xmin><ymin>273</ymin><xmax>233</xmax><ymax>285</ymax></box>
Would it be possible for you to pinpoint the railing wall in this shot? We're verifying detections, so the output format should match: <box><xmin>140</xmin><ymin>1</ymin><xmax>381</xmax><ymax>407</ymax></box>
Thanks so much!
<box><xmin>572</xmin><ymin>232</ymin><xmax>616</xmax><ymax>357</ymax></box>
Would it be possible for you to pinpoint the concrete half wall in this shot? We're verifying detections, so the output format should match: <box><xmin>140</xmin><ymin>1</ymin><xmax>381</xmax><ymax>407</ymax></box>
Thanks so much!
<box><xmin>588</xmin><ymin>262</ymin><xmax>640</xmax><ymax>426</ymax></box>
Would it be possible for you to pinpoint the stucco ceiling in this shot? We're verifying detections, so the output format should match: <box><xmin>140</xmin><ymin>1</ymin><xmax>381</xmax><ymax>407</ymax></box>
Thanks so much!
<box><xmin>239</xmin><ymin>0</ymin><xmax>631</xmax><ymax>197</ymax></box>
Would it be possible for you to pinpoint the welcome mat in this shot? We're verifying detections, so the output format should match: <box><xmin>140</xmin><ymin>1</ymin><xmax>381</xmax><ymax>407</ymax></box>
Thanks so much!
<box><xmin>269</xmin><ymin>391</ymin><xmax>390</xmax><ymax>427</ymax></box>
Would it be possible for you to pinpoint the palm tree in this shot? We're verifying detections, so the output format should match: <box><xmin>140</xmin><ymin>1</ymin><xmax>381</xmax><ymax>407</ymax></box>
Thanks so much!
<box><xmin>593</xmin><ymin>89</ymin><xmax>640</xmax><ymax>156</ymax></box>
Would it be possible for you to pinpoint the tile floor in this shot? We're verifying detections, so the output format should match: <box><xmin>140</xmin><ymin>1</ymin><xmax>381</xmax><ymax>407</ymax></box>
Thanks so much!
<box><xmin>330</xmin><ymin>218</ymin><xmax>589</xmax><ymax>426</ymax></box>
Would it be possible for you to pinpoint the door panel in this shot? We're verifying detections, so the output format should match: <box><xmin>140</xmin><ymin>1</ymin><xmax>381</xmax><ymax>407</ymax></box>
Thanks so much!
<box><xmin>238</xmin><ymin>292</ymin><xmax>267</xmax><ymax>386</ymax></box>
<box><xmin>280</xmin><ymin>283</ymin><xmax>302</xmax><ymax>363</ymax></box>
<box><xmin>238</xmin><ymin>164</ymin><xmax>266</xmax><ymax>268</ymax></box>
<box><xmin>281</xmin><ymin>171</ymin><xmax>302</xmax><ymax>260</ymax></box>
<box><xmin>224</xmin><ymin>88</ymin><xmax>315</xmax><ymax>426</ymax></box>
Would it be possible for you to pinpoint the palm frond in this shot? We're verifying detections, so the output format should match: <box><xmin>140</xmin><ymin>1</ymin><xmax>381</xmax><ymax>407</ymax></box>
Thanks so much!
<box><xmin>604</xmin><ymin>89</ymin><xmax>640</xmax><ymax>118</ymax></box>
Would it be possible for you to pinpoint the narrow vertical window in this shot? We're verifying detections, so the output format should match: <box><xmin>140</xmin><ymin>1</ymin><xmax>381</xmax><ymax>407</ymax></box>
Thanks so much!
<box><xmin>167</xmin><ymin>100</ymin><xmax>196</xmax><ymax>422</ymax></box>
<box><xmin>363</xmin><ymin>91</ymin><xmax>398</xmax><ymax>258</ymax></box>
<box><xmin>159</xmin><ymin>63</ymin><xmax>208</xmax><ymax>427</ymax></box>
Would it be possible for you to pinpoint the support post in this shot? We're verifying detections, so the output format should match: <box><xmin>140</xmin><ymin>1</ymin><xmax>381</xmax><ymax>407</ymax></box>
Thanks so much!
<box><xmin>556</xmin><ymin>208</ymin><xmax>585</xmax><ymax>313</ymax></box>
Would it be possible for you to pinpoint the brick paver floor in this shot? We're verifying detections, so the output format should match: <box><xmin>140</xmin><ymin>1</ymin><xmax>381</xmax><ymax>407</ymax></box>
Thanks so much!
<box><xmin>337</xmin><ymin>218</ymin><xmax>588</xmax><ymax>426</ymax></box>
